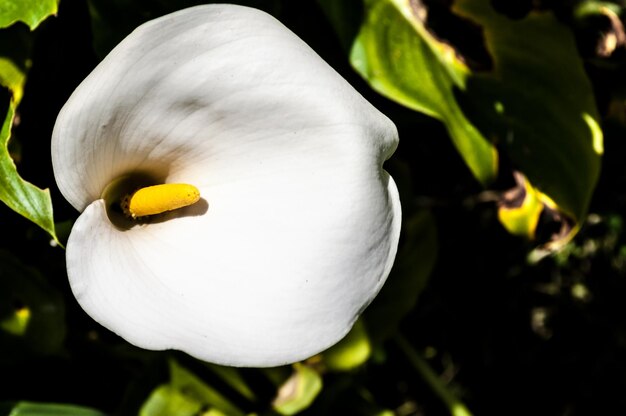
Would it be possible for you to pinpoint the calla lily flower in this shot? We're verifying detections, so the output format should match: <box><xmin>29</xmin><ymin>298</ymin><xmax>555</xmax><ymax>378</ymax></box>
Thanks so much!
<box><xmin>52</xmin><ymin>4</ymin><xmax>401</xmax><ymax>367</ymax></box>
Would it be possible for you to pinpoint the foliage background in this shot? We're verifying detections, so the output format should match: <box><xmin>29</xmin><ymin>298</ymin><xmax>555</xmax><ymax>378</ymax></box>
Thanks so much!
<box><xmin>2</xmin><ymin>0</ymin><xmax>626</xmax><ymax>415</ymax></box>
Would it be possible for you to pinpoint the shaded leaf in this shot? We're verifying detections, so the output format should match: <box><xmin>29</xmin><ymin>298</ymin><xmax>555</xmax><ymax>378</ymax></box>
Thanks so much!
<box><xmin>0</xmin><ymin>250</ymin><xmax>65</xmax><ymax>362</ymax></box>
<box><xmin>351</xmin><ymin>0</ymin><xmax>498</xmax><ymax>184</ymax></box>
<box><xmin>364</xmin><ymin>209</ymin><xmax>438</xmax><ymax>345</ymax></box>
<box><xmin>455</xmin><ymin>0</ymin><xmax>603</xmax><ymax>243</ymax></box>
<box><xmin>0</xmin><ymin>0</ymin><xmax>58</xmax><ymax>30</ymax></box>
<box><xmin>204</xmin><ymin>363</ymin><xmax>256</xmax><ymax>402</ymax></box>
<box><xmin>87</xmin><ymin>0</ymin><xmax>282</xmax><ymax>58</ymax></box>
<box><xmin>317</xmin><ymin>0</ymin><xmax>363</xmax><ymax>51</ymax></box>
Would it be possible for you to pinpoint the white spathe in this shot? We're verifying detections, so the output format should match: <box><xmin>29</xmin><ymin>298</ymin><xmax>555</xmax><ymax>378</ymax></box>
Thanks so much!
<box><xmin>52</xmin><ymin>4</ymin><xmax>401</xmax><ymax>367</ymax></box>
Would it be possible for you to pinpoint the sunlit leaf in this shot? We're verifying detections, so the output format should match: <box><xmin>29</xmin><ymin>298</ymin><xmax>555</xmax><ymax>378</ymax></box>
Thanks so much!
<box><xmin>0</xmin><ymin>0</ymin><xmax>58</xmax><ymax>30</ymax></box>
<box><xmin>273</xmin><ymin>363</ymin><xmax>322</xmax><ymax>415</ymax></box>
<box><xmin>351</xmin><ymin>0</ymin><xmax>498</xmax><ymax>185</ymax></box>
<box><xmin>0</xmin><ymin>102</ymin><xmax>58</xmax><ymax>242</ymax></box>
<box><xmin>139</xmin><ymin>386</ymin><xmax>203</xmax><ymax>416</ymax></box>
<box><xmin>364</xmin><ymin>209</ymin><xmax>438</xmax><ymax>345</ymax></box>
<box><xmin>323</xmin><ymin>319</ymin><xmax>371</xmax><ymax>371</ymax></box>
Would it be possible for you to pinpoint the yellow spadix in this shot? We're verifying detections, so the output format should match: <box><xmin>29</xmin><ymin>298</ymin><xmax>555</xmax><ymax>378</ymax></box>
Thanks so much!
<box><xmin>123</xmin><ymin>184</ymin><xmax>200</xmax><ymax>218</ymax></box>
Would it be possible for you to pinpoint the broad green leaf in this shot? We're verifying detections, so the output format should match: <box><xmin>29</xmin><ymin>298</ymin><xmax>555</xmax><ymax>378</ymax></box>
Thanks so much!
<box><xmin>0</xmin><ymin>250</ymin><xmax>65</xmax><ymax>362</ymax></box>
<box><xmin>351</xmin><ymin>0</ymin><xmax>498</xmax><ymax>184</ymax></box>
<box><xmin>0</xmin><ymin>0</ymin><xmax>59</xmax><ymax>30</ymax></box>
<box><xmin>364</xmin><ymin>209</ymin><xmax>438</xmax><ymax>345</ymax></box>
<box><xmin>352</xmin><ymin>0</ymin><xmax>601</xmax><ymax>243</ymax></box>
<box><xmin>323</xmin><ymin>319</ymin><xmax>372</xmax><ymax>371</ymax></box>
<box><xmin>273</xmin><ymin>363</ymin><xmax>323</xmax><ymax>415</ymax></box>
<box><xmin>140</xmin><ymin>359</ymin><xmax>244</xmax><ymax>416</ymax></box>
<box><xmin>0</xmin><ymin>102</ymin><xmax>58</xmax><ymax>242</ymax></box>
<box><xmin>3</xmin><ymin>402</ymin><xmax>105</xmax><ymax>416</ymax></box>
<box><xmin>455</xmin><ymin>0</ymin><xmax>602</xmax><ymax>240</ymax></box>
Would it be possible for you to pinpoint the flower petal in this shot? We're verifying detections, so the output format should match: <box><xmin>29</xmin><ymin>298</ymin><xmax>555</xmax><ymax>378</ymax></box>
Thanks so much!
<box><xmin>52</xmin><ymin>4</ymin><xmax>398</xmax><ymax>211</ymax></box>
<box><xmin>68</xmin><ymin>170</ymin><xmax>400</xmax><ymax>366</ymax></box>
<box><xmin>54</xmin><ymin>4</ymin><xmax>401</xmax><ymax>366</ymax></box>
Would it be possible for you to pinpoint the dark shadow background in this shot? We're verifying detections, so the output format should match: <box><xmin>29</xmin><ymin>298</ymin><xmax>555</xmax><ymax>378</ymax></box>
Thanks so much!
<box><xmin>2</xmin><ymin>0</ymin><xmax>626</xmax><ymax>415</ymax></box>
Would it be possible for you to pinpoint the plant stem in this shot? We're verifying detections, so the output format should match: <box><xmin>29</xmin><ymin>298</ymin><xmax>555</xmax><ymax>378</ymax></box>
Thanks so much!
<box><xmin>394</xmin><ymin>334</ymin><xmax>473</xmax><ymax>416</ymax></box>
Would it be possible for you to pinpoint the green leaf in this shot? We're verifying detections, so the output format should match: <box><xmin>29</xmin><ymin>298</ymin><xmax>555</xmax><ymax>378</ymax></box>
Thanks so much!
<box><xmin>0</xmin><ymin>24</ymin><xmax>59</xmax><ymax>242</ymax></box>
<box><xmin>323</xmin><ymin>319</ymin><xmax>372</xmax><ymax>371</ymax></box>
<box><xmin>454</xmin><ymin>0</ymin><xmax>602</xmax><ymax>241</ymax></box>
<box><xmin>0</xmin><ymin>250</ymin><xmax>65</xmax><ymax>362</ymax></box>
<box><xmin>0</xmin><ymin>102</ymin><xmax>58</xmax><ymax>243</ymax></box>
<box><xmin>2</xmin><ymin>402</ymin><xmax>105</xmax><ymax>416</ymax></box>
<box><xmin>351</xmin><ymin>0</ymin><xmax>498</xmax><ymax>185</ymax></box>
<box><xmin>0</xmin><ymin>0</ymin><xmax>59</xmax><ymax>30</ymax></box>
<box><xmin>0</xmin><ymin>303</ymin><xmax>29</xmax><ymax>336</ymax></box>
<box><xmin>3</xmin><ymin>403</ymin><xmax>102</xmax><ymax>416</ymax></box>
<box><xmin>273</xmin><ymin>363</ymin><xmax>323</xmax><ymax>416</ymax></box>
<box><xmin>364</xmin><ymin>209</ymin><xmax>438</xmax><ymax>345</ymax></box>
<box><xmin>352</xmin><ymin>0</ymin><xmax>601</xmax><ymax>243</ymax></box>
<box><xmin>3</xmin><ymin>402</ymin><xmax>105</xmax><ymax>416</ymax></box>
<box><xmin>140</xmin><ymin>360</ymin><xmax>244</xmax><ymax>416</ymax></box>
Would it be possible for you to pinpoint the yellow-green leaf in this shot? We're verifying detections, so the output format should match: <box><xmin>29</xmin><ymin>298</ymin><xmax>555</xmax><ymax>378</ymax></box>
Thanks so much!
<box><xmin>323</xmin><ymin>319</ymin><xmax>372</xmax><ymax>371</ymax></box>
<box><xmin>498</xmin><ymin>174</ymin><xmax>544</xmax><ymax>239</ymax></box>
<box><xmin>0</xmin><ymin>102</ymin><xmax>58</xmax><ymax>242</ymax></box>
<box><xmin>273</xmin><ymin>363</ymin><xmax>322</xmax><ymax>415</ymax></box>
<box><xmin>139</xmin><ymin>385</ymin><xmax>203</xmax><ymax>416</ymax></box>
<box><xmin>6</xmin><ymin>402</ymin><xmax>105</xmax><ymax>416</ymax></box>
<box><xmin>0</xmin><ymin>0</ymin><xmax>59</xmax><ymax>30</ymax></box>
<box><xmin>0</xmin><ymin>250</ymin><xmax>65</xmax><ymax>361</ymax></box>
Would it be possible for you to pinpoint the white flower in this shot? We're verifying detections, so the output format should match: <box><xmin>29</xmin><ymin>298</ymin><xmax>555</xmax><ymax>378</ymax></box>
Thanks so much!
<box><xmin>52</xmin><ymin>4</ymin><xmax>401</xmax><ymax>367</ymax></box>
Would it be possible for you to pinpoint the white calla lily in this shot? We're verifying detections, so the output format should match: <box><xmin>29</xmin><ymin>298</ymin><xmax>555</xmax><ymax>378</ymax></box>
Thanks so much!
<box><xmin>52</xmin><ymin>4</ymin><xmax>401</xmax><ymax>367</ymax></box>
